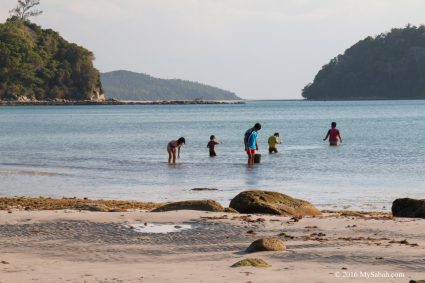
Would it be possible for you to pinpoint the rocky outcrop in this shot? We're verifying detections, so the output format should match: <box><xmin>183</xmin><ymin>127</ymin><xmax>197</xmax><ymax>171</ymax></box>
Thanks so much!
<box><xmin>231</xmin><ymin>258</ymin><xmax>271</xmax><ymax>268</ymax></box>
<box><xmin>90</xmin><ymin>87</ymin><xmax>106</xmax><ymax>101</ymax></box>
<box><xmin>392</xmin><ymin>198</ymin><xmax>425</xmax><ymax>218</ymax></box>
<box><xmin>229</xmin><ymin>190</ymin><xmax>321</xmax><ymax>216</ymax></box>
<box><xmin>246</xmin><ymin>237</ymin><xmax>286</xmax><ymax>253</ymax></box>
<box><xmin>152</xmin><ymin>200</ymin><xmax>224</xmax><ymax>212</ymax></box>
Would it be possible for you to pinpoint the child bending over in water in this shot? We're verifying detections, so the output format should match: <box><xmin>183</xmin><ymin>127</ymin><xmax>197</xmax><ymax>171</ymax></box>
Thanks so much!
<box><xmin>323</xmin><ymin>122</ymin><xmax>342</xmax><ymax>146</ymax></box>
<box><xmin>207</xmin><ymin>135</ymin><xmax>223</xmax><ymax>157</ymax></box>
<box><xmin>167</xmin><ymin>137</ymin><xmax>186</xmax><ymax>164</ymax></box>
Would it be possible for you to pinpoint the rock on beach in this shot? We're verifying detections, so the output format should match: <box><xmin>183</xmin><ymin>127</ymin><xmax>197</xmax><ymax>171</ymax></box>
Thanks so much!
<box><xmin>229</xmin><ymin>190</ymin><xmax>321</xmax><ymax>216</ymax></box>
<box><xmin>392</xmin><ymin>198</ymin><xmax>425</xmax><ymax>218</ymax></box>
<box><xmin>246</xmin><ymin>237</ymin><xmax>286</xmax><ymax>253</ymax></box>
<box><xmin>152</xmin><ymin>200</ymin><xmax>225</xmax><ymax>212</ymax></box>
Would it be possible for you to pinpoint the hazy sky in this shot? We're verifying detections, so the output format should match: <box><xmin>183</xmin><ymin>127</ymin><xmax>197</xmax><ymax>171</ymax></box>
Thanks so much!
<box><xmin>2</xmin><ymin>0</ymin><xmax>425</xmax><ymax>99</ymax></box>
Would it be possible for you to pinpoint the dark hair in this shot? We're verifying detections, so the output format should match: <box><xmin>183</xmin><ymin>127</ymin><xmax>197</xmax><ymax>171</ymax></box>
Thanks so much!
<box><xmin>210</xmin><ymin>135</ymin><xmax>215</xmax><ymax>140</ymax></box>
<box><xmin>177</xmin><ymin>137</ymin><xmax>186</xmax><ymax>144</ymax></box>
<box><xmin>274</xmin><ymin>132</ymin><xmax>279</xmax><ymax>137</ymax></box>
<box><xmin>331</xmin><ymin>122</ymin><xmax>337</xmax><ymax>128</ymax></box>
<box><xmin>254</xmin><ymin>123</ymin><xmax>262</xmax><ymax>130</ymax></box>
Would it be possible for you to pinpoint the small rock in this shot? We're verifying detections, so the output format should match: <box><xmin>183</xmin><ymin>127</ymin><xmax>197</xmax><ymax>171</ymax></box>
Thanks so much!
<box><xmin>246</xmin><ymin>237</ymin><xmax>286</xmax><ymax>253</ymax></box>
<box><xmin>231</xmin><ymin>258</ymin><xmax>271</xmax><ymax>268</ymax></box>
<box><xmin>191</xmin><ymin>188</ymin><xmax>218</xmax><ymax>191</ymax></box>
<box><xmin>1</xmin><ymin>261</ymin><xmax>9</xmax><ymax>264</ymax></box>
<box><xmin>152</xmin><ymin>200</ymin><xmax>224</xmax><ymax>212</ymax></box>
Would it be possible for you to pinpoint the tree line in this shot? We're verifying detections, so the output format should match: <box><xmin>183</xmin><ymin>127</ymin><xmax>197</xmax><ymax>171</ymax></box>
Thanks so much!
<box><xmin>303</xmin><ymin>25</ymin><xmax>425</xmax><ymax>100</ymax></box>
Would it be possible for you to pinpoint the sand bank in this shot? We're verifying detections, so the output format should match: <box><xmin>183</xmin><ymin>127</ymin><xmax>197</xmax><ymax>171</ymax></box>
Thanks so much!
<box><xmin>0</xmin><ymin>208</ymin><xmax>424</xmax><ymax>283</ymax></box>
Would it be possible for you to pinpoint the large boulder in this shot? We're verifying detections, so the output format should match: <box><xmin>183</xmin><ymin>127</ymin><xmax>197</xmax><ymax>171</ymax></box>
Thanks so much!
<box><xmin>152</xmin><ymin>200</ymin><xmax>224</xmax><ymax>212</ymax></box>
<box><xmin>392</xmin><ymin>198</ymin><xmax>425</xmax><ymax>218</ymax></box>
<box><xmin>246</xmin><ymin>237</ymin><xmax>286</xmax><ymax>253</ymax></box>
<box><xmin>229</xmin><ymin>190</ymin><xmax>321</xmax><ymax>216</ymax></box>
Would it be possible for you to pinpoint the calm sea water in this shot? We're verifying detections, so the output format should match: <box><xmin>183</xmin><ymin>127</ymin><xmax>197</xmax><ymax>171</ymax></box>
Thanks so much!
<box><xmin>0</xmin><ymin>100</ymin><xmax>424</xmax><ymax>211</ymax></box>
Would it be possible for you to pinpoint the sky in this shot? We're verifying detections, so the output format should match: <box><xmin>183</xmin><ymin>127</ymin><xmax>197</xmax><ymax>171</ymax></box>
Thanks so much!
<box><xmin>2</xmin><ymin>0</ymin><xmax>425</xmax><ymax>99</ymax></box>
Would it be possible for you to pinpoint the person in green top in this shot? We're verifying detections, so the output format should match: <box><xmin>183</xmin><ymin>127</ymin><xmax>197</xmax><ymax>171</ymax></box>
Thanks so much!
<box><xmin>268</xmin><ymin>132</ymin><xmax>282</xmax><ymax>153</ymax></box>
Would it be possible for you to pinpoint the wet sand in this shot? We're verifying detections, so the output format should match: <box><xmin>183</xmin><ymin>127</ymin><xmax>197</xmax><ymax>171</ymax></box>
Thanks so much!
<box><xmin>0</xmin><ymin>208</ymin><xmax>424</xmax><ymax>283</ymax></box>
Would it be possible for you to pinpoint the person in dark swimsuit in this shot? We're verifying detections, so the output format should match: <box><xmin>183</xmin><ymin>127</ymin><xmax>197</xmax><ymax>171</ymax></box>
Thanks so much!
<box><xmin>323</xmin><ymin>122</ymin><xmax>342</xmax><ymax>146</ymax></box>
<box><xmin>207</xmin><ymin>135</ymin><xmax>222</xmax><ymax>157</ymax></box>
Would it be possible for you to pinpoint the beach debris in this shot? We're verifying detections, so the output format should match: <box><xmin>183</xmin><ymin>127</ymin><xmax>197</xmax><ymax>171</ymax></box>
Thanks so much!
<box><xmin>410</xmin><ymin>280</ymin><xmax>425</xmax><ymax>283</ymax></box>
<box><xmin>229</xmin><ymin>190</ymin><xmax>321</xmax><ymax>216</ymax></box>
<box><xmin>246</xmin><ymin>230</ymin><xmax>256</xmax><ymax>234</ymax></box>
<box><xmin>341</xmin><ymin>267</ymin><xmax>348</xmax><ymax>270</ymax></box>
<box><xmin>392</xmin><ymin>198</ymin><xmax>425</xmax><ymax>218</ymax></box>
<box><xmin>232</xmin><ymin>215</ymin><xmax>266</xmax><ymax>223</ymax></box>
<box><xmin>152</xmin><ymin>200</ymin><xmax>224</xmax><ymax>212</ymax></box>
<box><xmin>310</xmin><ymin>232</ymin><xmax>326</xmax><ymax>237</ymax></box>
<box><xmin>191</xmin><ymin>188</ymin><xmax>218</xmax><ymax>191</ymax></box>
<box><xmin>388</xmin><ymin>239</ymin><xmax>418</xmax><ymax>246</ymax></box>
<box><xmin>246</xmin><ymin>237</ymin><xmax>286</xmax><ymax>253</ymax></box>
<box><xmin>1</xmin><ymin>260</ymin><xmax>9</xmax><ymax>264</ymax></box>
<box><xmin>338</xmin><ymin>236</ymin><xmax>389</xmax><ymax>242</ymax></box>
<box><xmin>304</xmin><ymin>225</ymin><xmax>318</xmax><ymax>229</ymax></box>
<box><xmin>231</xmin><ymin>258</ymin><xmax>271</xmax><ymax>268</ymax></box>
<box><xmin>278</xmin><ymin>232</ymin><xmax>295</xmax><ymax>239</ymax></box>
<box><xmin>375</xmin><ymin>257</ymin><xmax>384</xmax><ymax>260</ymax></box>
<box><xmin>200</xmin><ymin>215</ymin><xmax>228</xmax><ymax>220</ymax></box>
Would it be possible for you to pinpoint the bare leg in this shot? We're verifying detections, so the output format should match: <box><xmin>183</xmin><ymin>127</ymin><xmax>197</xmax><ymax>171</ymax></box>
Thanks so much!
<box><xmin>248</xmin><ymin>151</ymin><xmax>254</xmax><ymax>165</ymax></box>
<box><xmin>172</xmin><ymin>149</ymin><xmax>177</xmax><ymax>164</ymax></box>
<box><xmin>168</xmin><ymin>148</ymin><xmax>172</xmax><ymax>164</ymax></box>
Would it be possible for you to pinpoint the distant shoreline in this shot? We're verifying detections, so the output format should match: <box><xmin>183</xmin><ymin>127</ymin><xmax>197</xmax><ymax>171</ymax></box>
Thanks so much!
<box><xmin>0</xmin><ymin>99</ymin><xmax>246</xmax><ymax>106</ymax></box>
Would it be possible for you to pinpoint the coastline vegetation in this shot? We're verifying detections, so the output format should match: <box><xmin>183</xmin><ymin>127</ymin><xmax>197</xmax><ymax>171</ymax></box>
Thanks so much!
<box><xmin>101</xmin><ymin>70</ymin><xmax>240</xmax><ymax>101</ymax></box>
<box><xmin>0</xmin><ymin>1</ymin><xmax>103</xmax><ymax>101</ymax></box>
<box><xmin>303</xmin><ymin>25</ymin><xmax>425</xmax><ymax>100</ymax></box>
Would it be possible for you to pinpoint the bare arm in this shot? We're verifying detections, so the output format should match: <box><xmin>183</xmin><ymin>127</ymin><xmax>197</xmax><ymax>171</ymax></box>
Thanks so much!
<box><xmin>338</xmin><ymin>131</ymin><xmax>342</xmax><ymax>143</ymax></box>
<box><xmin>178</xmin><ymin>146</ymin><xmax>181</xmax><ymax>158</ymax></box>
<box><xmin>323</xmin><ymin>130</ymin><xmax>330</xmax><ymax>141</ymax></box>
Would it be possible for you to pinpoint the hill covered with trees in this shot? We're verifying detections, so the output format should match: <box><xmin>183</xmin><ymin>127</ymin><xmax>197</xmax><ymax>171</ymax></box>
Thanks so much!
<box><xmin>302</xmin><ymin>25</ymin><xmax>425</xmax><ymax>100</ymax></box>
<box><xmin>0</xmin><ymin>19</ymin><xmax>103</xmax><ymax>101</ymax></box>
<box><xmin>101</xmin><ymin>70</ymin><xmax>240</xmax><ymax>101</ymax></box>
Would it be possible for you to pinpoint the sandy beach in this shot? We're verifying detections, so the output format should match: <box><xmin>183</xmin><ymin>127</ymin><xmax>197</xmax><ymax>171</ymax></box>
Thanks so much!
<box><xmin>1</xmin><ymin>205</ymin><xmax>424</xmax><ymax>283</ymax></box>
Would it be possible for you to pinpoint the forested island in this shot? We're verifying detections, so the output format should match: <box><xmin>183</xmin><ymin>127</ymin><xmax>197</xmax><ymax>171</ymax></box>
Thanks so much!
<box><xmin>0</xmin><ymin>0</ymin><xmax>240</xmax><ymax>105</ymax></box>
<box><xmin>0</xmin><ymin>12</ymin><xmax>104</xmax><ymax>102</ymax></box>
<box><xmin>303</xmin><ymin>25</ymin><xmax>425</xmax><ymax>100</ymax></box>
<box><xmin>101</xmin><ymin>70</ymin><xmax>240</xmax><ymax>101</ymax></box>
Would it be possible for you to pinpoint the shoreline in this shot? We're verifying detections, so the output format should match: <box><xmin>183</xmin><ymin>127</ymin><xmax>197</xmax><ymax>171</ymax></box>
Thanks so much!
<box><xmin>0</xmin><ymin>99</ymin><xmax>245</xmax><ymax>106</ymax></box>
<box><xmin>0</xmin><ymin>196</ymin><xmax>391</xmax><ymax>214</ymax></box>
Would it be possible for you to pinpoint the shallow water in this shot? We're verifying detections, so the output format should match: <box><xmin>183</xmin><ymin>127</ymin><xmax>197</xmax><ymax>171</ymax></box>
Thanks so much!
<box><xmin>0</xmin><ymin>100</ymin><xmax>424</xmax><ymax>211</ymax></box>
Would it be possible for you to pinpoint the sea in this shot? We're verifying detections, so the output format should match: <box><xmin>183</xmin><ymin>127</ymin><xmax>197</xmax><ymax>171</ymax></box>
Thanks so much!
<box><xmin>0</xmin><ymin>100</ymin><xmax>424</xmax><ymax>211</ymax></box>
